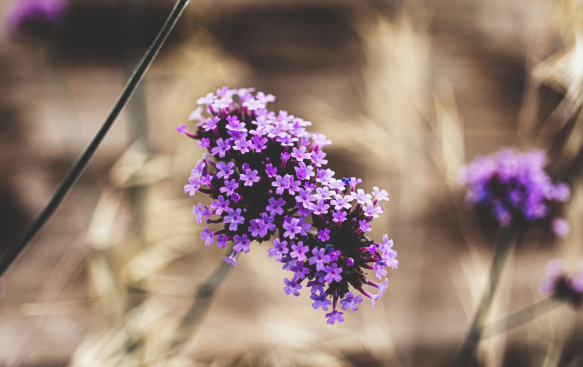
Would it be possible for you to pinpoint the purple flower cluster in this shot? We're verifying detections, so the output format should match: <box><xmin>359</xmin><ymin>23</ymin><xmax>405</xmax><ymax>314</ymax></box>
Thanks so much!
<box><xmin>458</xmin><ymin>148</ymin><xmax>570</xmax><ymax>234</ymax></box>
<box><xmin>5</xmin><ymin>0</ymin><xmax>68</xmax><ymax>38</ymax></box>
<box><xmin>179</xmin><ymin>87</ymin><xmax>397</xmax><ymax>324</ymax></box>
<box><xmin>539</xmin><ymin>259</ymin><xmax>583</xmax><ymax>307</ymax></box>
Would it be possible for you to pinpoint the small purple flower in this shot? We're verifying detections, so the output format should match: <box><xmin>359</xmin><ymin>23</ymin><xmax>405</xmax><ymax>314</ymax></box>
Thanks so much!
<box><xmin>315</xmin><ymin>169</ymin><xmax>335</xmax><ymax>184</ymax></box>
<box><xmin>192</xmin><ymin>203</ymin><xmax>206</xmax><ymax>224</ymax></box>
<box><xmin>364</xmin><ymin>203</ymin><xmax>383</xmax><ymax>218</ymax></box>
<box><xmin>552</xmin><ymin>218</ymin><xmax>570</xmax><ymax>239</ymax></box>
<box><xmin>383</xmin><ymin>249</ymin><xmax>399</xmax><ymax>269</ymax></box>
<box><xmin>352</xmin><ymin>189</ymin><xmax>372</xmax><ymax>205</ymax></box>
<box><xmin>220</xmin><ymin>179</ymin><xmax>239</xmax><ymax>196</ymax></box>
<box><xmin>311</xmin><ymin>133</ymin><xmax>331</xmax><ymax>148</ymax></box>
<box><xmin>283</xmin><ymin>217</ymin><xmax>302</xmax><ymax>239</ymax></box>
<box><xmin>340</xmin><ymin>292</ymin><xmax>363</xmax><ymax>311</ymax></box>
<box><xmin>323</xmin><ymin>263</ymin><xmax>343</xmax><ymax>283</ymax></box>
<box><xmin>371</xmin><ymin>278</ymin><xmax>389</xmax><ymax>308</ymax></box>
<box><xmin>272</xmin><ymin>175</ymin><xmax>289</xmax><ymax>195</ymax></box>
<box><xmin>233</xmin><ymin>138</ymin><xmax>252</xmax><ymax>154</ymax></box>
<box><xmin>318</xmin><ymin>228</ymin><xmax>330</xmax><ymax>242</ymax></box>
<box><xmin>250</xmin><ymin>135</ymin><xmax>268</xmax><ymax>152</ymax></box>
<box><xmin>199</xmin><ymin>138</ymin><xmax>211</xmax><ymax>148</ymax></box>
<box><xmin>295</xmin><ymin>188</ymin><xmax>316</xmax><ymax>207</ymax></box>
<box><xmin>224</xmin><ymin>208</ymin><xmax>245</xmax><ymax>231</ymax></box>
<box><xmin>211</xmin><ymin>138</ymin><xmax>231</xmax><ymax>158</ymax></box>
<box><xmin>373</xmin><ymin>259</ymin><xmax>387</xmax><ymax>279</ymax></box>
<box><xmin>216</xmin><ymin>234</ymin><xmax>228</xmax><ymax>248</ymax></box>
<box><xmin>309</xmin><ymin>199</ymin><xmax>330</xmax><ymax>215</ymax></box>
<box><xmin>307</xmin><ymin>279</ymin><xmax>325</xmax><ymax>294</ymax></box>
<box><xmin>290</xmin><ymin>241</ymin><xmax>309</xmax><ymax>261</ymax></box>
<box><xmin>311</xmin><ymin>150</ymin><xmax>328</xmax><ymax>167</ymax></box>
<box><xmin>201</xmin><ymin>227</ymin><xmax>214</xmax><ymax>247</ymax></box>
<box><xmin>291</xmin><ymin>261</ymin><xmax>310</xmax><ymax>279</ymax></box>
<box><xmin>203</xmin><ymin>116</ymin><xmax>220</xmax><ymax>131</ymax></box>
<box><xmin>216</xmin><ymin>161</ymin><xmax>235</xmax><ymax>179</ymax></box>
<box><xmin>256</xmin><ymin>91</ymin><xmax>275</xmax><ymax>104</ymax></box>
<box><xmin>265</xmin><ymin>163</ymin><xmax>277</xmax><ymax>177</ymax></box>
<box><xmin>331</xmin><ymin>194</ymin><xmax>353</xmax><ymax>210</ymax></box>
<box><xmin>266</xmin><ymin>197</ymin><xmax>286</xmax><ymax>216</ymax></box>
<box><xmin>233</xmin><ymin>234</ymin><xmax>251</xmax><ymax>253</ymax></box>
<box><xmin>311</xmin><ymin>292</ymin><xmax>332</xmax><ymax>310</ymax></box>
<box><xmin>308</xmin><ymin>247</ymin><xmax>331</xmax><ymax>271</ymax></box>
<box><xmin>184</xmin><ymin>176</ymin><xmax>200</xmax><ymax>196</ymax></box>
<box><xmin>281</xmin><ymin>255</ymin><xmax>296</xmax><ymax>271</ymax></box>
<box><xmin>280</xmin><ymin>152</ymin><xmax>291</xmax><ymax>166</ymax></box>
<box><xmin>379</xmin><ymin>234</ymin><xmax>393</xmax><ymax>252</ymax></box>
<box><xmin>294</xmin><ymin>161</ymin><xmax>315</xmax><ymax>180</ymax></box>
<box><xmin>211</xmin><ymin>195</ymin><xmax>230</xmax><ymax>215</ymax></box>
<box><xmin>226</xmin><ymin>115</ymin><xmax>246</xmax><ymax>131</ymax></box>
<box><xmin>200</xmin><ymin>174</ymin><xmax>213</xmax><ymax>187</ymax></box>
<box><xmin>222</xmin><ymin>253</ymin><xmax>239</xmax><ymax>266</ymax></box>
<box><xmin>188</xmin><ymin>107</ymin><xmax>203</xmax><ymax>121</ymax></box>
<box><xmin>325</xmin><ymin>310</ymin><xmax>344</xmax><ymax>325</ymax></box>
<box><xmin>241</xmin><ymin>168</ymin><xmax>260</xmax><ymax>186</ymax></box>
<box><xmin>197</xmin><ymin>92</ymin><xmax>215</xmax><ymax>105</ymax></box>
<box><xmin>372</xmin><ymin>187</ymin><xmax>389</xmax><ymax>202</ymax></box>
<box><xmin>332</xmin><ymin>210</ymin><xmax>347</xmax><ymax>223</ymax></box>
<box><xmin>291</xmin><ymin>146</ymin><xmax>311</xmax><ymax>161</ymax></box>
<box><xmin>268</xmin><ymin>238</ymin><xmax>289</xmax><ymax>261</ymax></box>
<box><xmin>359</xmin><ymin>220</ymin><xmax>371</xmax><ymax>232</ymax></box>
<box><xmin>243</xmin><ymin>98</ymin><xmax>265</xmax><ymax>111</ymax></box>
<box><xmin>283</xmin><ymin>277</ymin><xmax>302</xmax><ymax>296</ymax></box>
<box><xmin>277</xmin><ymin>134</ymin><xmax>297</xmax><ymax>146</ymax></box>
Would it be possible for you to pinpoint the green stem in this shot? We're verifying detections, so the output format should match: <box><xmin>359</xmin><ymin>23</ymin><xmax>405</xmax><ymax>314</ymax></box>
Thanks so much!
<box><xmin>0</xmin><ymin>0</ymin><xmax>191</xmax><ymax>278</ymax></box>
<box><xmin>451</xmin><ymin>227</ymin><xmax>516</xmax><ymax>367</ymax></box>
<box><xmin>481</xmin><ymin>297</ymin><xmax>562</xmax><ymax>339</ymax></box>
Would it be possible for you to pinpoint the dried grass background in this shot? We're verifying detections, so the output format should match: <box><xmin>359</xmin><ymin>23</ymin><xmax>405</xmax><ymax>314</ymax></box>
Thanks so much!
<box><xmin>1</xmin><ymin>0</ymin><xmax>583</xmax><ymax>366</ymax></box>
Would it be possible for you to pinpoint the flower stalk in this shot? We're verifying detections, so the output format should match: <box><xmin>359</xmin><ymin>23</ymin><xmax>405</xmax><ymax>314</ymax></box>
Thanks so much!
<box><xmin>0</xmin><ymin>0</ymin><xmax>191</xmax><ymax>278</ymax></box>
<box><xmin>451</xmin><ymin>227</ymin><xmax>516</xmax><ymax>367</ymax></box>
<box><xmin>481</xmin><ymin>297</ymin><xmax>562</xmax><ymax>339</ymax></box>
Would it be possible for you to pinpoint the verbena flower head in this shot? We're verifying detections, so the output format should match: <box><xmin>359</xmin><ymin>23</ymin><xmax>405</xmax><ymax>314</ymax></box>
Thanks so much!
<box><xmin>539</xmin><ymin>259</ymin><xmax>583</xmax><ymax>307</ymax></box>
<box><xmin>458</xmin><ymin>147</ymin><xmax>569</xmax><ymax>234</ymax></box>
<box><xmin>179</xmin><ymin>87</ymin><xmax>397</xmax><ymax>324</ymax></box>
<box><xmin>5</xmin><ymin>0</ymin><xmax>68</xmax><ymax>39</ymax></box>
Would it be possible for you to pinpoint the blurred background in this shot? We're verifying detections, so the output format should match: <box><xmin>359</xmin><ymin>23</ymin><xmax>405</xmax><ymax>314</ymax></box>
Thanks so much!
<box><xmin>1</xmin><ymin>0</ymin><xmax>583</xmax><ymax>366</ymax></box>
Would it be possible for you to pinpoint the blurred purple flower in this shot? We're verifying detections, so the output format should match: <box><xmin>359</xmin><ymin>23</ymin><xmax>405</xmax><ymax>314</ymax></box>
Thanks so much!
<box><xmin>5</xmin><ymin>0</ymin><xmax>68</xmax><ymax>38</ymax></box>
<box><xmin>459</xmin><ymin>147</ymin><xmax>569</xmax><ymax>231</ymax></box>
<box><xmin>540</xmin><ymin>259</ymin><xmax>583</xmax><ymax>307</ymax></box>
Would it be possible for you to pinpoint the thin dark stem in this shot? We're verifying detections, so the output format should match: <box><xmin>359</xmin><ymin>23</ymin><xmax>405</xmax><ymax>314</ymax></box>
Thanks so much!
<box><xmin>481</xmin><ymin>297</ymin><xmax>562</xmax><ymax>339</ymax></box>
<box><xmin>451</xmin><ymin>227</ymin><xmax>517</xmax><ymax>367</ymax></box>
<box><xmin>0</xmin><ymin>0</ymin><xmax>190</xmax><ymax>278</ymax></box>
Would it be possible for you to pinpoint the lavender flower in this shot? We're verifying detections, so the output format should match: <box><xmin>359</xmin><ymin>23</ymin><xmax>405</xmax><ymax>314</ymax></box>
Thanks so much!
<box><xmin>179</xmin><ymin>87</ymin><xmax>397</xmax><ymax>324</ymax></box>
<box><xmin>459</xmin><ymin>148</ymin><xmax>569</xmax><ymax>233</ymax></box>
<box><xmin>539</xmin><ymin>259</ymin><xmax>583</xmax><ymax>307</ymax></box>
